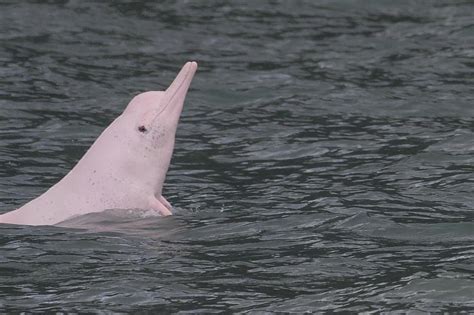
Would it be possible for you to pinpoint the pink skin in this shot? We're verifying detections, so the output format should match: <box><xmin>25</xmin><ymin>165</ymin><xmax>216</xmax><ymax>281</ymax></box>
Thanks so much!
<box><xmin>0</xmin><ymin>61</ymin><xmax>198</xmax><ymax>226</ymax></box>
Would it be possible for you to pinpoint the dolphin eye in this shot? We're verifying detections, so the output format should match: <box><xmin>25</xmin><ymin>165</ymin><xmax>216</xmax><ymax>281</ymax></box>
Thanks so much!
<box><xmin>138</xmin><ymin>125</ymin><xmax>147</xmax><ymax>133</ymax></box>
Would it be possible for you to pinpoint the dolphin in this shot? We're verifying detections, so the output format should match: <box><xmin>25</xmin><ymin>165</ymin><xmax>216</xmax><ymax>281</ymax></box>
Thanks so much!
<box><xmin>0</xmin><ymin>61</ymin><xmax>198</xmax><ymax>226</ymax></box>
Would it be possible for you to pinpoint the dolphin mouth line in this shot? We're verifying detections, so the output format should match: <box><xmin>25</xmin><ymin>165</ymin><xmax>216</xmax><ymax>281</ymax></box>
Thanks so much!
<box><xmin>145</xmin><ymin>62</ymin><xmax>196</xmax><ymax>131</ymax></box>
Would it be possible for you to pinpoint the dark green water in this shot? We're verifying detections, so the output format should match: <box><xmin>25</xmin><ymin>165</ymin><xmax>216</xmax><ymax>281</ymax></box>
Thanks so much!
<box><xmin>1</xmin><ymin>0</ymin><xmax>473</xmax><ymax>312</ymax></box>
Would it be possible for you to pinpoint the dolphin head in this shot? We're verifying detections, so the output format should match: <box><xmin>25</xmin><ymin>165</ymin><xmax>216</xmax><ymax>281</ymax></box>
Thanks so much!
<box><xmin>124</xmin><ymin>61</ymin><xmax>198</xmax><ymax>141</ymax></box>
<box><xmin>116</xmin><ymin>61</ymin><xmax>197</xmax><ymax>194</ymax></box>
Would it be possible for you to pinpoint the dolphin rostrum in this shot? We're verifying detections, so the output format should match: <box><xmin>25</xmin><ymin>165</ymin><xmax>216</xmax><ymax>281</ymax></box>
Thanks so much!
<box><xmin>0</xmin><ymin>61</ymin><xmax>198</xmax><ymax>226</ymax></box>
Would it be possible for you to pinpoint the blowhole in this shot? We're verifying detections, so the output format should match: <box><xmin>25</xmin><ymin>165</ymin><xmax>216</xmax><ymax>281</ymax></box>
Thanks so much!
<box><xmin>138</xmin><ymin>125</ymin><xmax>147</xmax><ymax>133</ymax></box>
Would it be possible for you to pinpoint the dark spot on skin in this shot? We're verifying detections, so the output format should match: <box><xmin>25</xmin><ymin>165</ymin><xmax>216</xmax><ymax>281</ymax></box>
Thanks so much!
<box><xmin>138</xmin><ymin>125</ymin><xmax>147</xmax><ymax>133</ymax></box>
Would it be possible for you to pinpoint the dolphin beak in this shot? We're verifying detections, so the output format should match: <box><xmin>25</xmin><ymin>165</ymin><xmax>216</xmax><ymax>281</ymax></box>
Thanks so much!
<box><xmin>141</xmin><ymin>61</ymin><xmax>198</xmax><ymax>130</ymax></box>
<box><xmin>163</xmin><ymin>61</ymin><xmax>198</xmax><ymax>115</ymax></box>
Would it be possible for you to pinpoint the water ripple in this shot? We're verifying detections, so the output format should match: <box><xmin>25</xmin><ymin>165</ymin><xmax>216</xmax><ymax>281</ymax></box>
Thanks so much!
<box><xmin>1</xmin><ymin>0</ymin><xmax>473</xmax><ymax>312</ymax></box>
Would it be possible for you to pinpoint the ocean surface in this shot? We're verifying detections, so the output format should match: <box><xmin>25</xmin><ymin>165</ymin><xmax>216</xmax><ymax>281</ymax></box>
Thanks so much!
<box><xmin>0</xmin><ymin>0</ymin><xmax>473</xmax><ymax>312</ymax></box>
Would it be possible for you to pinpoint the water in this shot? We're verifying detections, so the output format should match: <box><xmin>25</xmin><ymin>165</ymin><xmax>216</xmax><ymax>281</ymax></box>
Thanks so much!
<box><xmin>1</xmin><ymin>0</ymin><xmax>473</xmax><ymax>312</ymax></box>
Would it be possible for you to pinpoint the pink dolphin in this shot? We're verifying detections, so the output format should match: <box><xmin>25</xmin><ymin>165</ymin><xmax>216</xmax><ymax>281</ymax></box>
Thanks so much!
<box><xmin>0</xmin><ymin>61</ymin><xmax>198</xmax><ymax>226</ymax></box>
